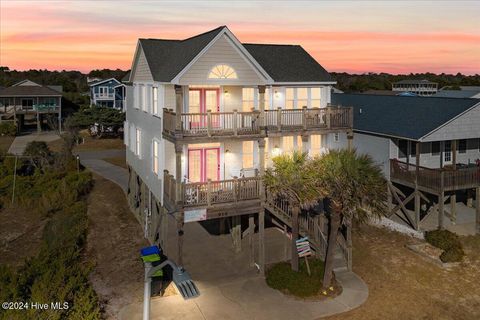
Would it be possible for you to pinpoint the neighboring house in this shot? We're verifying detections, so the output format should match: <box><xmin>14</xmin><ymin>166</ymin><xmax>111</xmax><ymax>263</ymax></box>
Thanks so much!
<box><xmin>392</xmin><ymin>79</ymin><xmax>438</xmax><ymax>96</ymax></box>
<box><xmin>125</xmin><ymin>26</ymin><xmax>354</xmax><ymax>271</ymax></box>
<box><xmin>89</xmin><ymin>78</ymin><xmax>126</xmax><ymax>109</ymax></box>
<box><xmin>0</xmin><ymin>79</ymin><xmax>62</xmax><ymax>131</ymax></box>
<box><xmin>332</xmin><ymin>93</ymin><xmax>480</xmax><ymax>233</ymax></box>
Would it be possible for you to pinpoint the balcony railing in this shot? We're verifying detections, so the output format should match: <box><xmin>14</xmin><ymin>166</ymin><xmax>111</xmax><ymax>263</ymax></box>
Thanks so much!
<box><xmin>94</xmin><ymin>93</ymin><xmax>114</xmax><ymax>99</ymax></box>
<box><xmin>390</xmin><ymin>159</ymin><xmax>480</xmax><ymax>192</ymax></box>
<box><xmin>163</xmin><ymin>106</ymin><xmax>352</xmax><ymax>139</ymax></box>
<box><xmin>163</xmin><ymin>170</ymin><xmax>261</xmax><ymax>208</ymax></box>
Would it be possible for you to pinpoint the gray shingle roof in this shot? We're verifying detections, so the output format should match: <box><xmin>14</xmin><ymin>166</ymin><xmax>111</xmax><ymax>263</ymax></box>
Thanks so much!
<box><xmin>331</xmin><ymin>93</ymin><xmax>479</xmax><ymax>140</ymax></box>
<box><xmin>0</xmin><ymin>85</ymin><xmax>62</xmax><ymax>97</ymax></box>
<box><xmin>139</xmin><ymin>26</ymin><xmax>332</xmax><ymax>83</ymax></box>
<box><xmin>140</xmin><ymin>26</ymin><xmax>224</xmax><ymax>82</ymax></box>
<box><xmin>243</xmin><ymin>44</ymin><xmax>332</xmax><ymax>82</ymax></box>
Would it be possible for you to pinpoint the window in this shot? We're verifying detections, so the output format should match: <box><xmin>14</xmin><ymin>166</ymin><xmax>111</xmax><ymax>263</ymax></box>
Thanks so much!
<box><xmin>242</xmin><ymin>141</ymin><xmax>254</xmax><ymax>168</ymax></box>
<box><xmin>152</xmin><ymin>140</ymin><xmax>160</xmax><ymax>175</ymax></box>
<box><xmin>334</xmin><ymin>133</ymin><xmax>339</xmax><ymax>142</ymax></box>
<box><xmin>431</xmin><ymin>142</ymin><xmax>440</xmax><ymax>155</ymax></box>
<box><xmin>311</xmin><ymin>88</ymin><xmax>321</xmax><ymax>108</ymax></box>
<box><xmin>398</xmin><ymin>140</ymin><xmax>408</xmax><ymax>158</ymax></box>
<box><xmin>242</xmin><ymin>88</ymin><xmax>255</xmax><ymax>112</ymax></box>
<box><xmin>296</xmin><ymin>136</ymin><xmax>303</xmax><ymax>151</ymax></box>
<box><xmin>99</xmin><ymin>86</ymin><xmax>109</xmax><ymax>97</ymax></box>
<box><xmin>286</xmin><ymin>88</ymin><xmax>295</xmax><ymax>109</ymax></box>
<box><xmin>458</xmin><ymin>139</ymin><xmax>467</xmax><ymax>154</ymax></box>
<box><xmin>152</xmin><ymin>87</ymin><xmax>158</xmax><ymax>115</ymax></box>
<box><xmin>135</xmin><ymin>128</ymin><xmax>142</xmax><ymax>157</ymax></box>
<box><xmin>129</xmin><ymin>124</ymin><xmax>135</xmax><ymax>152</ymax></box>
<box><xmin>141</xmin><ymin>86</ymin><xmax>147</xmax><ymax>112</ymax></box>
<box><xmin>124</xmin><ymin>121</ymin><xmax>129</xmax><ymax>146</ymax></box>
<box><xmin>283</xmin><ymin>136</ymin><xmax>294</xmax><ymax>155</ymax></box>
<box><xmin>310</xmin><ymin>135</ymin><xmax>322</xmax><ymax>156</ymax></box>
<box><xmin>297</xmin><ymin>88</ymin><xmax>308</xmax><ymax>108</ymax></box>
<box><xmin>265</xmin><ymin>88</ymin><xmax>271</xmax><ymax>110</ymax></box>
<box><xmin>285</xmin><ymin>88</ymin><xmax>322</xmax><ymax>109</ymax></box>
<box><xmin>208</xmin><ymin>64</ymin><xmax>237</xmax><ymax>79</ymax></box>
<box><xmin>444</xmin><ymin>141</ymin><xmax>451</xmax><ymax>162</ymax></box>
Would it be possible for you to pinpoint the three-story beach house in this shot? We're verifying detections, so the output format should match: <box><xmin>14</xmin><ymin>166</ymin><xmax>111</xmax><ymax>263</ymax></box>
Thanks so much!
<box><xmin>124</xmin><ymin>26</ymin><xmax>353</xmax><ymax>271</ymax></box>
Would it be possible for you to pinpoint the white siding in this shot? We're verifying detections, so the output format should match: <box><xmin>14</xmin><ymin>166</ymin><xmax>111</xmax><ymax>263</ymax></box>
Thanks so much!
<box><xmin>179</xmin><ymin>34</ymin><xmax>265</xmax><ymax>85</ymax></box>
<box><xmin>422</xmin><ymin>103</ymin><xmax>480</xmax><ymax>142</ymax></box>
<box><xmin>132</xmin><ymin>47</ymin><xmax>154</xmax><ymax>82</ymax></box>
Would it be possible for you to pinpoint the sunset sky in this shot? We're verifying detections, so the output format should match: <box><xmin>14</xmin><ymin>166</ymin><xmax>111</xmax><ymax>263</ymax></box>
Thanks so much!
<box><xmin>1</xmin><ymin>0</ymin><xmax>479</xmax><ymax>74</ymax></box>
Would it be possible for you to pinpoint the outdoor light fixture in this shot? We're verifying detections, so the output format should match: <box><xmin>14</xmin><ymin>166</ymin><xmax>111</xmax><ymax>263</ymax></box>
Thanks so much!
<box><xmin>140</xmin><ymin>246</ymin><xmax>199</xmax><ymax>320</ymax></box>
<box><xmin>274</xmin><ymin>90</ymin><xmax>280</xmax><ymax>98</ymax></box>
<box><xmin>272</xmin><ymin>145</ymin><xmax>281</xmax><ymax>157</ymax></box>
<box><xmin>224</xmin><ymin>90</ymin><xmax>229</xmax><ymax>97</ymax></box>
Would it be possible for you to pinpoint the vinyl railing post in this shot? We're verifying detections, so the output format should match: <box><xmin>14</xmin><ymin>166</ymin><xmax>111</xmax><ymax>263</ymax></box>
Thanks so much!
<box><xmin>302</xmin><ymin>106</ymin><xmax>307</xmax><ymax>130</ymax></box>
<box><xmin>276</xmin><ymin>107</ymin><xmax>282</xmax><ymax>131</ymax></box>
<box><xmin>207</xmin><ymin>110</ymin><xmax>212</xmax><ymax>137</ymax></box>
<box><xmin>207</xmin><ymin>179</ymin><xmax>212</xmax><ymax>206</ymax></box>
<box><xmin>233</xmin><ymin>109</ymin><xmax>238</xmax><ymax>135</ymax></box>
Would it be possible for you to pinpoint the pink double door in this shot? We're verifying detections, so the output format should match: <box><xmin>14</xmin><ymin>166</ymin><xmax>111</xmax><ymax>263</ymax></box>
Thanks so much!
<box><xmin>188</xmin><ymin>88</ymin><xmax>220</xmax><ymax>128</ymax></box>
<box><xmin>188</xmin><ymin>147</ymin><xmax>220</xmax><ymax>183</ymax></box>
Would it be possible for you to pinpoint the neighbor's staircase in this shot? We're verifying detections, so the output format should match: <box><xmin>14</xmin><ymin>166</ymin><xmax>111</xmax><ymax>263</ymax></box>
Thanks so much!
<box><xmin>265</xmin><ymin>193</ymin><xmax>350</xmax><ymax>272</ymax></box>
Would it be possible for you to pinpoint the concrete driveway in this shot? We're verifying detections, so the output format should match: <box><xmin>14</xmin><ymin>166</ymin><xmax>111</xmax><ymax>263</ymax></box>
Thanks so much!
<box><xmin>8</xmin><ymin>132</ymin><xmax>60</xmax><ymax>155</ymax></box>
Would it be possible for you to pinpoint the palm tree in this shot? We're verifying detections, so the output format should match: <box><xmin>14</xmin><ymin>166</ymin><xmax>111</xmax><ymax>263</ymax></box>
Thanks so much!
<box><xmin>310</xmin><ymin>149</ymin><xmax>387</xmax><ymax>289</ymax></box>
<box><xmin>264</xmin><ymin>151</ymin><xmax>320</xmax><ymax>271</ymax></box>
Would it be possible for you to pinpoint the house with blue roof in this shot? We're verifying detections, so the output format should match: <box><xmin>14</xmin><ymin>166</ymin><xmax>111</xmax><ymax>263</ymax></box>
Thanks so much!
<box><xmin>89</xmin><ymin>78</ymin><xmax>126</xmax><ymax>110</ymax></box>
<box><xmin>332</xmin><ymin>93</ymin><xmax>480</xmax><ymax>235</ymax></box>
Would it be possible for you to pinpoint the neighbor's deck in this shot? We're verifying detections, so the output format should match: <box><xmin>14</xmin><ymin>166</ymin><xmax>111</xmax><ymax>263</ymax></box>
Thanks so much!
<box><xmin>390</xmin><ymin>159</ymin><xmax>480</xmax><ymax>194</ymax></box>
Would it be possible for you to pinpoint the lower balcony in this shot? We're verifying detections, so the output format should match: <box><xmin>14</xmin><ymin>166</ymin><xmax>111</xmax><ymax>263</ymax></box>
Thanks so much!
<box><xmin>163</xmin><ymin>171</ymin><xmax>262</xmax><ymax>218</ymax></box>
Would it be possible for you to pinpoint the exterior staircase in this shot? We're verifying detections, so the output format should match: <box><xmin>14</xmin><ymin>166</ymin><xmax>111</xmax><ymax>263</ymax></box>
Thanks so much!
<box><xmin>265</xmin><ymin>193</ymin><xmax>350</xmax><ymax>271</ymax></box>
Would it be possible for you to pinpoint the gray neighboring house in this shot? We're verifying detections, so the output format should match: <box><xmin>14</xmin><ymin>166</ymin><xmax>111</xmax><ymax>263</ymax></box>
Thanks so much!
<box><xmin>332</xmin><ymin>93</ymin><xmax>480</xmax><ymax>233</ymax></box>
<box><xmin>0</xmin><ymin>79</ymin><xmax>62</xmax><ymax>131</ymax></box>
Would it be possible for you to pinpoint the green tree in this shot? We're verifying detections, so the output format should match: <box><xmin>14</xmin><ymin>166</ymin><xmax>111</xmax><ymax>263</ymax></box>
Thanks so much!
<box><xmin>264</xmin><ymin>152</ymin><xmax>320</xmax><ymax>271</ymax></box>
<box><xmin>310</xmin><ymin>149</ymin><xmax>387</xmax><ymax>289</ymax></box>
<box><xmin>66</xmin><ymin>106</ymin><xmax>125</xmax><ymax>137</ymax></box>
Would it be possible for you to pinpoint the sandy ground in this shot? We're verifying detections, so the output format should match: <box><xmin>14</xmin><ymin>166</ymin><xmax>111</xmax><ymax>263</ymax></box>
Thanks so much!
<box><xmin>325</xmin><ymin>224</ymin><xmax>480</xmax><ymax>320</ymax></box>
<box><xmin>85</xmin><ymin>174</ymin><xmax>148</xmax><ymax>320</ymax></box>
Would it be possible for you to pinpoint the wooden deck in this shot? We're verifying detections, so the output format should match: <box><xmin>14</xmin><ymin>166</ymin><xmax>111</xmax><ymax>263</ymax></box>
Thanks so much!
<box><xmin>163</xmin><ymin>171</ymin><xmax>262</xmax><ymax>217</ymax></box>
<box><xmin>163</xmin><ymin>106</ymin><xmax>353</xmax><ymax>142</ymax></box>
<box><xmin>390</xmin><ymin>159</ymin><xmax>480</xmax><ymax>194</ymax></box>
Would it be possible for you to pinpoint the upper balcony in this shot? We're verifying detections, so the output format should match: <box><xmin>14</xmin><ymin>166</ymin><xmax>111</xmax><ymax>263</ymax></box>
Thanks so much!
<box><xmin>163</xmin><ymin>106</ymin><xmax>353</xmax><ymax>143</ymax></box>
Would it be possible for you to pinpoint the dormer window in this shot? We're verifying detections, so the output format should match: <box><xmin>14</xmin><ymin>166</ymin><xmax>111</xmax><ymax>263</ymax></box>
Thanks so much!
<box><xmin>208</xmin><ymin>64</ymin><xmax>237</xmax><ymax>79</ymax></box>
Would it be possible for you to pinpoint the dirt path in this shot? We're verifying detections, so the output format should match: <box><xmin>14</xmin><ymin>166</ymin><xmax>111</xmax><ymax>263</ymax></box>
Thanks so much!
<box><xmin>326</xmin><ymin>225</ymin><xmax>480</xmax><ymax>320</ymax></box>
<box><xmin>86</xmin><ymin>174</ymin><xmax>148</xmax><ymax>320</ymax></box>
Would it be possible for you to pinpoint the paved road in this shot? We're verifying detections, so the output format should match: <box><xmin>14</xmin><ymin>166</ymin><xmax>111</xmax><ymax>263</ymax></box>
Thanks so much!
<box><xmin>76</xmin><ymin>150</ymin><xmax>128</xmax><ymax>193</ymax></box>
<box><xmin>8</xmin><ymin>132</ymin><xmax>60</xmax><ymax>155</ymax></box>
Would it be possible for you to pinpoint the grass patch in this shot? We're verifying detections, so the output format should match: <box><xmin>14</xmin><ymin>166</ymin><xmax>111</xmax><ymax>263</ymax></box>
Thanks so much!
<box><xmin>266</xmin><ymin>258</ymin><xmax>329</xmax><ymax>298</ymax></box>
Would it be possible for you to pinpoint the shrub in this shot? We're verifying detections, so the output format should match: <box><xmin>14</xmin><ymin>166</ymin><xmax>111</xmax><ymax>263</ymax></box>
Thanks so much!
<box><xmin>425</xmin><ymin>229</ymin><xmax>465</xmax><ymax>263</ymax></box>
<box><xmin>266</xmin><ymin>259</ymin><xmax>326</xmax><ymax>297</ymax></box>
<box><xmin>0</xmin><ymin>121</ymin><xmax>17</xmax><ymax>136</ymax></box>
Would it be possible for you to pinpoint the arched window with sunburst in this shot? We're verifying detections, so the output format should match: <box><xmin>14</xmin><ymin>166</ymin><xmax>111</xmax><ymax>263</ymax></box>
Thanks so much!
<box><xmin>208</xmin><ymin>64</ymin><xmax>238</xmax><ymax>79</ymax></box>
